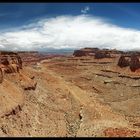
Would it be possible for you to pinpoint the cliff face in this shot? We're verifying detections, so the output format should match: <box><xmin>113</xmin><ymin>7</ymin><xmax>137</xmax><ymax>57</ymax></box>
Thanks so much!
<box><xmin>0</xmin><ymin>51</ymin><xmax>37</xmax><ymax>118</ymax></box>
<box><xmin>18</xmin><ymin>51</ymin><xmax>49</xmax><ymax>66</ymax></box>
<box><xmin>73</xmin><ymin>48</ymin><xmax>140</xmax><ymax>72</ymax></box>
<box><xmin>0</xmin><ymin>51</ymin><xmax>22</xmax><ymax>75</ymax></box>
<box><xmin>130</xmin><ymin>55</ymin><xmax>140</xmax><ymax>72</ymax></box>
<box><xmin>73</xmin><ymin>48</ymin><xmax>120</xmax><ymax>58</ymax></box>
<box><xmin>117</xmin><ymin>56</ymin><xmax>130</xmax><ymax>68</ymax></box>
<box><xmin>118</xmin><ymin>54</ymin><xmax>140</xmax><ymax>72</ymax></box>
<box><xmin>73</xmin><ymin>48</ymin><xmax>99</xmax><ymax>57</ymax></box>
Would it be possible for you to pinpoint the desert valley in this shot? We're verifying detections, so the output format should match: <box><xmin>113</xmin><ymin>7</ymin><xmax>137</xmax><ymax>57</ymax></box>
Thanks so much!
<box><xmin>0</xmin><ymin>48</ymin><xmax>140</xmax><ymax>137</ymax></box>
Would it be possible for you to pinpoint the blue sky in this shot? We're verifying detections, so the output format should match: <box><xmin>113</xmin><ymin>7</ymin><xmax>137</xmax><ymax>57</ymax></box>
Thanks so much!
<box><xmin>0</xmin><ymin>3</ymin><xmax>140</xmax><ymax>51</ymax></box>
<box><xmin>0</xmin><ymin>3</ymin><xmax>140</xmax><ymax>30</ymax></box>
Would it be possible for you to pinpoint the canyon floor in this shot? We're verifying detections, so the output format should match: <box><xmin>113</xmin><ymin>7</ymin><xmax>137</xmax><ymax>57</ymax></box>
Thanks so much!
<box><xmin>0</xmin><ymin>54</ymin><xmax>140</xmax><ymax>137</ymax></box>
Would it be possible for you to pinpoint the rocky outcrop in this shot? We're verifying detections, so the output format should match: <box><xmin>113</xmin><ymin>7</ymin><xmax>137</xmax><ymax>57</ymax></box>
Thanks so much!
<box><xmin>130</xmin><ymin>55</ymin><xmax>140</xmax><ymax>72</ymax></box>
<box><xmin>19</xmin><ymin>73</ymin><xmax>37</xmax><ymax>91</ymax></box>
<box><xmin>1</xmin><ymin>57</ymin><xmax>9</xmax><ymax>65</ymax></box>
<box><xmin>73</xmin><ymin>48</ymin><xmax>117</xmax><ymax>58</ymax></box>
<box><xmin>0</xmin><ymin>50</ymin><xmax>38</xmax><ymax>122</ymax></box>
<box><xmin>118</xmin><ymin>54</ymin><xmax>140</xmax><ymax>72</ymax></box>
<box><xmin>117</xmin><ymin>56</ymin><xmax>130</xmax><ymax>68</ymax></box>
<box><xmin>0</xmin><ymin>51</ymin><xmax>22</xmax><ymax>75</ymax></box>
<box><xmin>118</xmin><ymin>74</ymin><xmax>140</xmax><ymax>80</ymax></box>
<box><xmin>5</xmin><ymin>105</ymin><xmax>22</xmax><ymax>117</ymax></box>
<box><xmin>94</xmin><ymin>51</ymin><xmax>111</xmax><ymax>59</ymax></box>
<box><xmin>0</xmin><ymin>51</ymin><xmax>38</xmax><ymax>92</ymax></box>
<box><xmin>18</xmin><ymin>51</ymin><xmax>51</xmax><ymax>66</ymax></box>
<box><xmin>73</xmin><ymin>48</ymin><xmax>99</xmax><ymax>57</ymax></box>
<box><xmin>73</xmin><ymin>50</ymin><xmax>87</xmax><ymax>57</ymax></box>
<box><xmin>0</xmin><ymin>68</ymin><xmax>3</xmax><ymax>83</ymax></box>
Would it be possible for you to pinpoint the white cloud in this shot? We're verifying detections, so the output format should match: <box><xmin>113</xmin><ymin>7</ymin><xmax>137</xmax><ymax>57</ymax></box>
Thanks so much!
<box><xmin>81</xmin><ymin>6</ymin><xmax>90</xmax><ymax>14</ymax></box>
<box><xmin>0</xmin><ymin>14</ymin><xmax>140</xmax><ymax>51</ymax></box>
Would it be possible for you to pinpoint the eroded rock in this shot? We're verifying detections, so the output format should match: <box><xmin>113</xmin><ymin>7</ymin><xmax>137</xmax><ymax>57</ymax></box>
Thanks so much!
<box><xmin>0</xmin><ymin>68</ymin><xmax>3</xmax><ymax>83</ymax></box>
<box><xmin>0</xmin><ymin>51</ymin><xmax>23</xmax><ymax>83</ymax></box>
<box><xmin>118</xmin><ymin>55</ymin><xmax>130</xmax><ymax>68</ymax></box>
<box><xmin>19</xmin><ymin>74</ymin><xmax>37</xmax><ymax>91</ymax></box>
<box><xmin>94</xmin><ymin>51</ymin><xmax>111</xmax><ymax>59</ymax></box>
<box><xmin>130</xmin><ymin>55</ymin><xmax>140</xmax><ymax>72</ymax></box>
<box><xmin>73</xmin><ymin>48</ymin><xmax>99</xmax><ymax>57</ymax></box>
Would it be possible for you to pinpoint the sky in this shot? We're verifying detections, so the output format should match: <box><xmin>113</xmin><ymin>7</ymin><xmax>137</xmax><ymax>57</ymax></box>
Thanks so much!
<box><xmin>0</xmin><ymin>3</ymin><xmax>140</xmax><ymax>51</ymax></box>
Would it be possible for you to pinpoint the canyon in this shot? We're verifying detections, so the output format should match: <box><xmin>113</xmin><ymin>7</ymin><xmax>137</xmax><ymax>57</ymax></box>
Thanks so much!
<box><xmin>0</xmin><ymin>48</ymin><xmax>140</xmax><ymax>137</ymax></box>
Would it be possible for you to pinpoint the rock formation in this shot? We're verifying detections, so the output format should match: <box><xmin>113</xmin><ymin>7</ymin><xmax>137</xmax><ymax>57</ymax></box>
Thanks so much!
<box><xmin>0</xmin><ymin>68</ymin><xmax>3</xmax><ymax>83</ymax></box>
<box><xmin>73</xmin><ymin>50</ymin><xmax>87</xmax><ymax>57</ymax></box>
<box><xmin>117</xmin><ymin>55</ymin><xmax>130</xmax><ymax>68</ymax></box>
<box><xmin>73</xmin><ymin>48</ymin><xmax>99</xmax><ymax>57</ymax></box>
<box><xmin>18</xmin><ymin>51</ymin><xmax>52</xmax><ymax>66</ymax></box>
<box><xmin>118</xmin><ymin>54</ymin><xmax>140</xmax><ymax>72</ymax></box>
<box><xmin>19</xmin><ymin>73</ymin><xmax>37</xmax><ymax>90</ymax></box>
<box><xmin>73</xmin><ymin>48</ymin><xmax>117</xmax><ymax>58</ymax></box>
<box><xmin>0</xmin><ymin>51</ymin><xmax>23</xmax><ymax>74</ymax></box>
<box><xmin>130</xmin><ymin>54</ymin><xmax>140</xmax><ymax>72</ymax></box>
<box><xmin>0</xmin><ymin>51</ymin><xmax>37</xmax><ymax>90</ymax></box>
<box><xmin>1</xmin><ymin>57</ymin><xmax>9</xmax><ymax>65</ymax></box>
<box><xmin>16</xmin><ymin>55</ymin><xmax>22</xmax><ymax>69</ymax></box>
<box><xmin>94</xmin><ymin>51</ymin><xmax>111</xmax><ymax>59</ymax></box>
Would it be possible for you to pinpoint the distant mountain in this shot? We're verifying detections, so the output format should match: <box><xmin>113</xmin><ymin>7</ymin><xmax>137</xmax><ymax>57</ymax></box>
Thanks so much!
<box><xmin>38</xmin><ymin>48</ymin><xmax>74</xmax><ymax>55</ymax></box>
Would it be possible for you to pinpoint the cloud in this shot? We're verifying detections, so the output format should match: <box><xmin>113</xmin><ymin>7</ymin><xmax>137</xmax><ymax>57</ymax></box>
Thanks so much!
<box><xmin>81</xmin><ymin>6</ymin><xmax>90</xmax><ymax>14</ymax></box>
<box><xmin>0</xmin><ymin>14</ymin><xmax>140</xmax><ymax>51</ymax></box>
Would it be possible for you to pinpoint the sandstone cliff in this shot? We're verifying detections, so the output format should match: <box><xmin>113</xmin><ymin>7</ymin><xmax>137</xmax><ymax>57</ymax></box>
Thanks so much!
<box><xmin>0</xmin><ymin>51</ymin><xmax>37</xmax><ymax>119</ymax></box>
<box><xmin>118</xmin><ymin>54</ymin><xmax>140</xmax><ymax>72</ymax></box>
<box><xmin>73</xmin><ymin>48</ymin><xmax>120</xmax><ymax>58</ymax></box>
